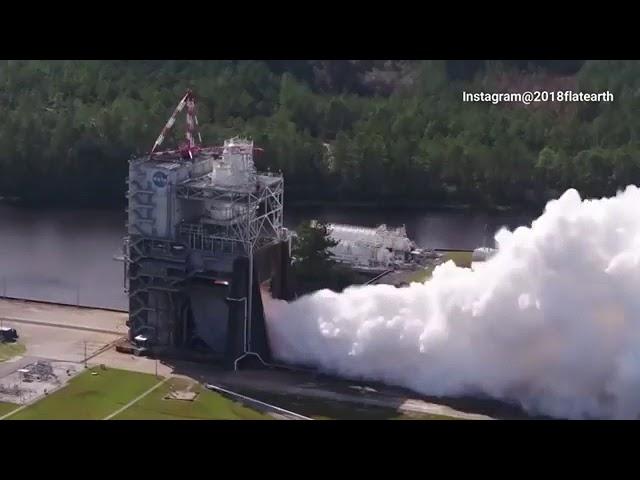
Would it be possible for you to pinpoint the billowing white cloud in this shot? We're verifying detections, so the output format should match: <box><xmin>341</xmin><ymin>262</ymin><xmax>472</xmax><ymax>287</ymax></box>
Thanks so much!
<box><xmin>264</xmin><ymin>187</ymin><xmax>640</xmax><ymax>419</ymax></box>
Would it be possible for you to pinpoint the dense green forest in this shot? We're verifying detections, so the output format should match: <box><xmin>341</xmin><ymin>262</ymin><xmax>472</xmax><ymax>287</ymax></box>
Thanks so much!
<box><xmin>0</xmin><ymin>59</ymin><xmax>638</xmax><ymax>208</ymax></box>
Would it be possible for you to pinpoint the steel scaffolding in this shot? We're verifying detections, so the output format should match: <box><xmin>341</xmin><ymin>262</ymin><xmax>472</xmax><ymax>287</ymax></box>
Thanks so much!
<box><xmin>125</xmin><ymin>143</ymin><xmax>285</xmax><ymax>367</ymax></box>
<box><xmin>176</xmin><ymin>170</ymin><xmax>285</xmax><ymax>366</ymax></box>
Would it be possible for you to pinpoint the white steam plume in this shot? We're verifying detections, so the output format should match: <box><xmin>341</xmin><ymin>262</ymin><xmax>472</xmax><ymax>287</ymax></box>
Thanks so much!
<box><xmin>264</xmin><ymin>186</ymin><xmax>640</xmax><ymax>419</ymax></box>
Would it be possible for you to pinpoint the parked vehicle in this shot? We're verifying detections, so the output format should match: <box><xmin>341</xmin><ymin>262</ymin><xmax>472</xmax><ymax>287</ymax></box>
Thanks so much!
<box><xmin>0</xmin><ymin>327</ymin><xmax>19</xmax><ymax>342</ymax></box>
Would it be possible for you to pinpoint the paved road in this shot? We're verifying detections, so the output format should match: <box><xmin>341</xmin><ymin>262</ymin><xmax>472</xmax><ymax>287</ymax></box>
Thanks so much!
<box><xmin>0</xmin><ymin>298</ymin><xmax>126</xmax><ymax>334</ymax></box>
<box><xmin>1</xmin><ymin>320</ymin><xmax>121</xmax><ymax>364</ymax></box>
<box><xmin>0</xmin><ymin>316</ymin><xmax>122</xmax><ymax>335</ymax></box>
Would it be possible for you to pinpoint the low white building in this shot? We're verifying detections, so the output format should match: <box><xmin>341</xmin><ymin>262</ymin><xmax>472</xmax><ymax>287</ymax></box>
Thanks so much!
<box><xmin>325</xmin><ymin>223</ymin><xmax>417</xmax><ymax>270</ymax></box>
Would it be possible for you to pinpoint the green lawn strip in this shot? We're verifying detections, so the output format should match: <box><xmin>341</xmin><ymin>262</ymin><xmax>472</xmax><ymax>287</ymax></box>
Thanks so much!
<box><xmin>8</xmin><ymin>367</ymin><xmax>161</xmax><ymax>420</ymax></box>
<box><xmin>0</xmin><ymin>402</ymin><xmax>19</xmax><ymax>417</ymax></box>
<box><xmin>233</xmin><ymin>388</ymin><xmax>457</xmax><ymax>420</ymax></box>
<box><xmin>113</xmin><ymin>377</ymin><xmax>271</xmax><ymax>420</ymax></box>
<box><xmin>0</xmin><ymin>342</ymin><xmax>26</xmax><ymax>362</ymax></box>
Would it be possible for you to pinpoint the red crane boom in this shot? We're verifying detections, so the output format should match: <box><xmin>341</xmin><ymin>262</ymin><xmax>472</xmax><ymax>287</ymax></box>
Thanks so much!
<box><xmin>148</xmin><ymin>89</ymin><xmax>264</xmax><ymax>160</ymax></box>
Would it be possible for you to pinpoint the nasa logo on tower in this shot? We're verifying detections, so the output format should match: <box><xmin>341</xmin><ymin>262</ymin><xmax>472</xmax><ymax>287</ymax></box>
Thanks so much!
<box><xmin>153</xmin><ymin>171</ymin><xmax>168</xmax><ymax>188</ymax></box>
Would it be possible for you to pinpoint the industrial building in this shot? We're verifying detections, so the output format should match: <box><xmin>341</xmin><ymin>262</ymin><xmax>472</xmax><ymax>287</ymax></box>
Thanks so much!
<box><xmin>323</xmin><ymin>223</ymin><xmax>422</xmax><ymax>272</ymax></box>
<box><xmin>124</xmin><ymin>90</ymin><xmax>291</xmax><ymax>369</ymax></box>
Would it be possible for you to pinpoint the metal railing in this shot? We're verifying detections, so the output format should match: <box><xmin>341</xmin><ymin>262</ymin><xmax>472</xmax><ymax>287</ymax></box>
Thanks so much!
<box><xmin>178</xmin><ymin>223</ymin><xmax>245</xmax><ymax>255</ymax></box>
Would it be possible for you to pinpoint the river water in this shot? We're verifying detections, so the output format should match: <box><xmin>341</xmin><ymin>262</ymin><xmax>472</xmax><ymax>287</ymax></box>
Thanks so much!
<box><xmin>0</xmin><ymin>204</ymin><xmax>534</xmax><ymax>311</ymax></box>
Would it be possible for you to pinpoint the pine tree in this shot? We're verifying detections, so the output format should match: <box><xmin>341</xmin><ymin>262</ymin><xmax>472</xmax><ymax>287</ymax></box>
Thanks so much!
<box><xmin>292</xmin><ymin>220</ymin><xmax>338</xmax><ymax>289</ymax></box>
<box><xmin>293</xmin><ymin>221</ymin><xmax>336</xmax><ymax>265</ymax></box>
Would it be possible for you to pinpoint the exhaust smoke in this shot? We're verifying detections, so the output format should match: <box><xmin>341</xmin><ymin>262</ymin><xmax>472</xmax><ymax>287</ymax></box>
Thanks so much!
<box><xmin>264</xmin><ymin>187</ymin><xmax>640</xmax><ymax>419</ymax></box>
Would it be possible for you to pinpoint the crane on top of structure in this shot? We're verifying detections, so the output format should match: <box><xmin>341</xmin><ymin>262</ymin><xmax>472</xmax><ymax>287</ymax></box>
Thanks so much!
<box><xmin>148</xmin><ymin>89</ymin><xmax>264</xmax><ymax>161</ymax></box>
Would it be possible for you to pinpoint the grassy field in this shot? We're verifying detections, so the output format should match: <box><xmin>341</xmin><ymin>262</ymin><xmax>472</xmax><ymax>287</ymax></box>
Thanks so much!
<box><xmin>407</xmin><ymin>250</ymin><xmax>474</xmax><ymax>283</ymax></box>
<box><xmin>234</xmin><ymin>389</ymin><xmax>458</xmax><ymax>420</ymax></box>
<box><xmin>0</xmin><ymin>402</ymin><xmax>19</xmax><ymax>417</ymax></box>
<box><xmin>0</xmin><ymin>366</ymin><xmax>458</xmax><ymax>420</ymax></box>
<box><xmin>0</xmin><ymin>342</ymin><xmax>26</xmax><ymax>362</ymax></box>
<box><xmin>113</xmin><ymin>377</ymin><xmax>271</xmax><ymax>420</ymax></box>
<box><xmin>7</xmin><ymin>367</ymin><xmax>161</xmax><ymax>420</ymax></box>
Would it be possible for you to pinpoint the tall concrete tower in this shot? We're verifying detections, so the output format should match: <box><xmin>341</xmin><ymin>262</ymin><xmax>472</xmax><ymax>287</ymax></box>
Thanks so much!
<box><xmin>124</xmin><ymin>96</ymin><xmax>290</xmax><ymax>368</ymax></box>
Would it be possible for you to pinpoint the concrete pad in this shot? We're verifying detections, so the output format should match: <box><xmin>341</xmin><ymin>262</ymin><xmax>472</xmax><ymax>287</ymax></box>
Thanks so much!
<box><xmin>1</xmin><ymin>320</ymin><xmax>121</xmax><ymax>363</ymax></box>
